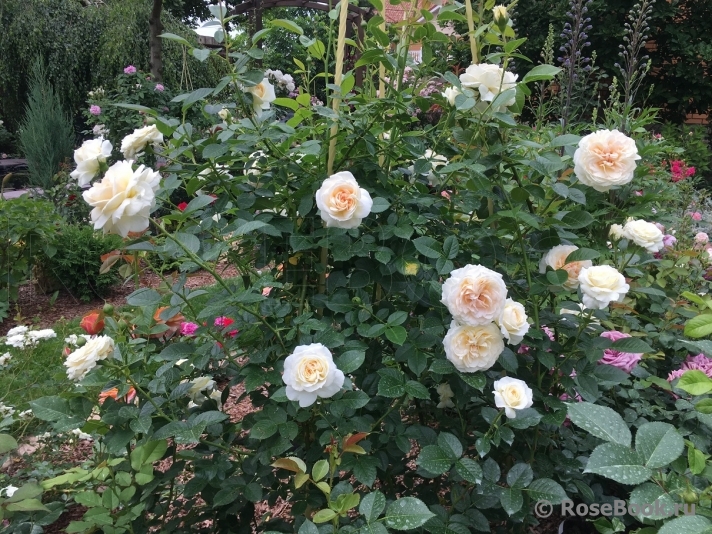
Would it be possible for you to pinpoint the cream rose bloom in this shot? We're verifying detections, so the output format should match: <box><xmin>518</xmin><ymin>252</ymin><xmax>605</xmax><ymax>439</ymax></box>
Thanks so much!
<box><xmin>217</xmin><ymin>108</ymin><xmax>230</xmax><ymax>120</ymax></box>
<box><xmin>245</xmin><ymin>78</ymin><xmax>276</xmax><ymax>116</ymax></box>
<box><xmin>70</xmin><ymin>138</ymin><xmax>113</xmax><ymax>186</ymax></box>
<box><xmin>282</xmin><ymin>343</ymin><xmax>345</xmax><ymax>407</ymax></box>
<box><xmin>622</xmin><ymin>218</ymin><xmax>664</xmax><ymax>252</ymax></box>
<box><xmin>497</xmin><ymin>299</ymin><xmax>530</xmax><ymax>345</ymax></box>
<box><xmin>315</xmin><ymin>171</ymin><xmax>373</xmax><ymax>229</ymax></box>
<box><xmin>120</xmin><ymin>125</ymin><xmax>163</xmax><ymax>160</ymax></box>
<box><xmin>578</xmin><ymin>265</ymin><xmax>630</xmax><ymax>310</ymax></box>
<box><xmin>573</xmin><ymin>129</ymin><xmax>640</xmax><ymax>192</ymax></box>
<box><xmin>436</xmin><ymin>383</ymin><xmax>455</xmax><ymax>408</ymax></box>
<box><xmin>441</xmin><ymin>264</ymin><xmax>508</xmax><ymax>326</ymax></box>
<box><xmin>64</xmin><ymin>335</ymin><xmax>115</xmax><ymax>381</ymax></box>
<box><xmin>441</xmin><ymin>86</ymin><xmax>461</xmax><ymax>106</ymax></box>
<box><xmin>459</xmin><ymin>64</ymin><xmax>518</xmax><ymax>110</ymax></box>
<box><xmin>492</xmin><ymin>5</ymin><xmax>508</xmax><ymax>24</ymax></box>
<box><xmin>609</xmin><ymin>224</ymin><xmax>625</xmax><ymax>240</ymax></box>
<box><xmin>493</xmin><ymin>377</ymin><xmax>533</xmax><ymax>418</ymax></box>
<box><xmin>83</xmin><ymin>160</ymin><xmax>161</xmax><ymax>237</ymax></box>
<box><xmin>185</xmin><ymin>376</ymin><xmax>216</xmax><ymax>403</ymax></box>
<box><xmin>539</xmin><ymin>245</ymin><xmax>592</xmax><ymax>290</ymax></box>
<box><xmin>443</xmin><ymin>321</ymin><xmax>504</xmax><ymax>372</ymax></box>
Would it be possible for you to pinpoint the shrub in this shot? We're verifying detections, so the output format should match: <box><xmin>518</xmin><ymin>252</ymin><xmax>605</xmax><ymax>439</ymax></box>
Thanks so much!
<box><xmin>35</xmin><ymin>225</ymin><xmax>123</xmax><ymax>302</ymax></box>
<box><xmin>0</xmin><ymin>197</ymin><xmax>62</xmax><ymax>321</ymax></box>
<box><xmin>17</xmin><ymin>60</ymin><xmax>75</xmax><ymax>189</ymax></box>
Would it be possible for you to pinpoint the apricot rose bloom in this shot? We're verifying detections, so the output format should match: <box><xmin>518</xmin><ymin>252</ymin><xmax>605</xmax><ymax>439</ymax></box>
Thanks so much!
<box><xmin>282</xmin><ymin>343</ymin><xmax>345</xmax><ymax>407</ymax></box>
<box><xmin>442</xmin><ymin>321</ymin><xmax>504</xmax><ymax>372</ymax></box>
<box><xmin>573</xmin><ymin>129</ymin><xmax>640</xmax><ymax>192</ymax></box>
<box><xmin>80</xmin><ymin>310</ymin><xmax>104</xmax><ymax>335</ymax></box>
<box><xmin>441</xmin><ymin>264</ymin><xmax>508</xmax><ymax>326</ymax></box>
<box><xmin>83</xmin><ymin>160</ymin><xmax>161</xmax><ymax>237</ymax></box>
<box><xmin>245</xmin><ymin>77</ymin><xmax>276</xmax><ymax>116</ymax></box>
<box><xmin>493</xmin><ymin>377</ymin><xmax>534</xmax><ymax>419</ymax></box>
<box><xmin>315</xmin><ymin>171</ymin><xmax>373</xmax><ymax>229</ymax></box>
<box><xmin>578</xmin><ymin>265</ymin><xmax>630</xmax><ymax>310</ymax></box>
<box><xmin>120</xmin><ymin>125</ymin><xmax>163</xmax><ymax>160</ymax></box>
<box><xmin>539</xmin><ymin>245</ymin><xmax>592</xmax><ymax>290</ymax></box>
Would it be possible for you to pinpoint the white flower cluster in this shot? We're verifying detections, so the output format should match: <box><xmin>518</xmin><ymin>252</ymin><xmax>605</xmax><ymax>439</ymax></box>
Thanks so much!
<box><xmin>70</xmin><ymin>428</ymin><xmax>93</xmax><ymax>441</ymax></box>
<box><xmin>18</xmin><ymin>409</ymin><xmax>32</xmax><ymax>420</ymax></box>
<box><xmin>5</xmin><ymin>326</ymin><xmax>56</xmax><ymax>349</ymax></box>
<box><xmin>183</xmin><ymin>376</ymin><xmax>223</xmax><ymax>409</ymax></box>
<box><xmin>441</xmin><ymin>264</ymin><xmax>529</xmax><ymax>376</ymax></box>
<box><xmin>610</xmin><ymin>218</ymin><xmax>664</xmax><ymax>253</ymax></box>
<box><xmin>0</xmin><ymin>352</ymin><xmax>12</xmax><ymax>366</ymax></box>
<box><xmin>0</xmin><ymin>403</ymin><xmax>15</xmax><ymax>418</ymax></box>
<box><xmin>265</xmin><ymin>69</ymin><xmax>296</xmax><ymax>92</ymax></box>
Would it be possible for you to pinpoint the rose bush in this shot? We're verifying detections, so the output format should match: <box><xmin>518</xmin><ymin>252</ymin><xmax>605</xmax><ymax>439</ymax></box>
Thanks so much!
<box><xmin>23</xmin><ymin>3</ymin><xmax>712</xmax><ymax>534</ymax></box>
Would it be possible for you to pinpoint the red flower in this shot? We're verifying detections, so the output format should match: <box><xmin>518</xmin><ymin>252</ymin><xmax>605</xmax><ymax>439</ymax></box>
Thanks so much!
<box><xmin>80</xmin><ymin>310</ymin><xmax>105</xmax><ymax>335</ymax></box>
<box><xmin>214</xmin><ymin>316</ymin><xmax>239</xmax><ymax>338</ymax></box>
<box><xmin>177</xmin><ymin>202</ymin><xmax>189</xmax><ymax>211</ymax></box>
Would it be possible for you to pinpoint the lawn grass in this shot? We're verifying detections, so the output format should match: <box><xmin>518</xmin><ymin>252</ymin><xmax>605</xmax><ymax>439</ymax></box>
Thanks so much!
<box><xmin>0</xmin><ymin>319</ymin><xmax>82</xmax><ymax>412</ymax></box>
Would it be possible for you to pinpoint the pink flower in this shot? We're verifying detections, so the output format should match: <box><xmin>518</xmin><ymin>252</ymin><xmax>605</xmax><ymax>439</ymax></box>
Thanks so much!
<box><xmin>654</xmin><ymin>222</ymin><xmax>666</xmax><ymax>233</ymax></box>
<box><xmin>214</xmin><ymin>316</ymin><xmax>239</xmax><ymax>338</ymax></box>
<box><xmin>542</xmin><ymin>326</ymin><xmax>555</xmax><ymax>341</ymax></box>
<box><xmin>599</xmin><ymin>331</ymin><xmax>643</xmax><ymax>373</ymax></box>
<box><xmin>180</xmin><ymin>322</ymin><xmax>199</xmax><ymax>336</ymax></box>
<box><xmin>689</xmin><ymin>212</ymin><xmax>703</xmax><ymax>221</ymax></box>
<box><xmin>668</xmin><ymin>353</ymin><xmax>712</xmax><ymax>382</ymax></box>
<box><xmin>155</xmin><ymin>84</ymin><xmax>165</xmax><ymax>92</ymax></box>
<box><xmin>262</xmin><ymin>287</ymin><xmax>273</xmax><ymax>296</ymax></box>
<box><xmin>662</xmin><ymin>234</ymin><xmax>677</xmax><ymax>249</ymax></box>
<box><xmin>634</xmin><ymin>190</ymin><xmax>643</xmax><ymax>196</ymax></box>
<box><xmin>687</xmin><ymin>167</ymin><xmax>696</xmax><ymax>176</ymax></box>
<box><xmin>89</xmin><ymin>105</ymin><xmax>101</xmax><ymax>116</ymax></box>
<box><xmin>695</xmin><ymin>232</ymin><xmax>709</xmax><ymax>245</ymax></box>
<box><xmin>124</xmin><ymin>65</ymin><xmax>137</xmax><ymax>74</ymax></box>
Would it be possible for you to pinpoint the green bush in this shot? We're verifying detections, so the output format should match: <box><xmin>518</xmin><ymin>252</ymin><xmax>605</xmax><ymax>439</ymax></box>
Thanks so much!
<box><xmin>17</xmin><ymin>60</ymin><xmax>75</xmax><ymax>189</ymax></box>
<box><xmin>36</xmin><ymin>225</ymin><xmax>124</xmax><ymax>302</ymax></box>
<box><xmin>0</xmin><ymin>196</ymin><xmax>62</xmax><ymax>321</ymax></box>
<box><xmin>660</xmin><ymin>123</ymin><xmax>712</xmax><ymax>179</ymax></box>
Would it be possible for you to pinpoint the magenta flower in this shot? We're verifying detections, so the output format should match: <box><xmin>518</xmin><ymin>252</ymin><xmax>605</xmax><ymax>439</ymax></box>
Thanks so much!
<box><xmin>599</xmin><ymin>331</ymin><xmax>643</xmax><ymax>373</ymax></box>
<box><xmin>89</xmin><ymin>105</ymin><xmax>101</xmax><ymax>116</ymax></box>
<box><xmin>155</xmin><ymin>83</ymin><xmax>165</xmax><ymax>92</ymax></box>
<box><xmin>124</xmin><ymin>65</ymin><xmax>137</xmax><ymax>74</ymax></box>
<box><xmin>689</xmin><ymin>212</ymin><xmax>703</xmax><ymax>221</ymax></box>
<box><xmin>180</xmin><ymin>322</ymin><xmax>199</xmax><ymax>336</ymax></box>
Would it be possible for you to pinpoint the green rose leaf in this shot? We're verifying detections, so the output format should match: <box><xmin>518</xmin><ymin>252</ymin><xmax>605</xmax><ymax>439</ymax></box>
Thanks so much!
<box><xmin>584</xmin><ymin>442</ymin><xmax>652</xmax><ymax>485</ymax></box>
<box><xmin>383</xmin><ymin>497</ymin><xmax>435</xmax><ymax>530</ymax></box>
<box><xmin>566</xmin><ymin>402</ymin><xmax>632</xmax><ymax>446</ymax></box>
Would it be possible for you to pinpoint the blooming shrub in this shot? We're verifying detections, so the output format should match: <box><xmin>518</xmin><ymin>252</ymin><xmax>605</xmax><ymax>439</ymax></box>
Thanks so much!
<box><xmin>26</xmin><ymin>5</ymin><xmax>712</xmax><ymax>534</ymax></box>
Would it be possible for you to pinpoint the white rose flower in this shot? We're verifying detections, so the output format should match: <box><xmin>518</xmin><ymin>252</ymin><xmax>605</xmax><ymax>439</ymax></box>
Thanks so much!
<box><xmin>245</xmin><ymin>78</ymin><xmax>276</xmax><ymax>116</ymax></box>
<box><xmin>441</xmin><ymin>264</ymin><xmax>508</xmax><ymax>326</ymax></box>
<box><xmin>492</xmin><ymin>5</ymin><xmax>508</xmax><ymax>24</ymax></box>
<box><xmin>83</xmin><ymin>160</ymin><xmax>161</xmax><ymax>237</ymax></box>
<box><xmin>70</xmin><ymin>138</ymin><xmax>113</xmax><ymax>186</ymax></box>
<box><xmin>120</xmin><ymin>125</ymin><xmax>163</xmax><ymax>160</ymax></box>
<box><xmin>1</xmin><ymin>485</ymin><xmax>18</xmax><ymax>498</ymax></box>
<box><xmin>315</xmin><ymin>171</ymin><xmax>373</xmax><ymax>229</ymax></box>
<box><xmin>578</xmin><ymin>265</ymin><xmax>630</xmax><ymax>310</ymax></box>
<box><xmin>441</xmin><ymin>86</ymin><xmax>461</xmax><ymax>106</ymax></box>
<box><xmin>573</xmin><ymin>129</ymin><xmax>640</xmax><ymax>192</ymax></box>
<box><xmin>609</xmin><ymin>224</ymin><xmax>625</xmax><ymax>240</ymax></box>
<box><xmin>538</xmin><ymin>245</ymin><xmax>592</xmax><ymax>290</ymax></box>
<box><xmin>622</xmin><ymin>218</ymin><xmax>664</xmax><ymax>252</ymax></box>
<box><xmin>443</xmin><ymin>321</ymin><xmax>504</xmax><ymax>372</ymax></box>
<box><xmin>217</xmin><ymin>108</ymin><xmax>230</xmax><ymax>120</ymax></box>
<box><xmin>497</xmin><ymin>299</ymin><xmax>530</xmax><ymax>345</ymax></box>
<box><xmin>185</xmin><ymin>376</ymin><xmax>216</xmax><ymax>403</ymax></box>
<box><xmin>282</xmin><ymin>343</ymin><xmax>345</xmax><ymax>407</ymax></box>
<box><xmin>459</xmin><ymin>64</ymin><xmax>518</xmax><ymax>109</ymax></box>
<box><xmin>64</xmin><ymin>335</ymin><xmax>115</xmax><ymax>381</ymax></box>
<box><xmin>493</xmin><ymin>377</ymin><xmax>533</xmax><ymax>418</ymax></box>
<box><xmin>436</xmin><ymin>383</ymin><xmax>455</xmax><ymax>408</ymax></box>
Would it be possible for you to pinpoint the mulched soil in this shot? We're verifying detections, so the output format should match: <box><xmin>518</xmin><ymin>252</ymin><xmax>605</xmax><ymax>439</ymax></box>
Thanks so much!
<box><xmin>0</xmin><ymin>262</ymin><xmax>240</xmax><ymax>337</ymax></box>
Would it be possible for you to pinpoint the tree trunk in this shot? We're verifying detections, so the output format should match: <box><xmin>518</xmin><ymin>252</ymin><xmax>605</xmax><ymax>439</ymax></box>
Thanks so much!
<box><xmin>149</xmin><ymin>0</ymin><xmax>164</xmax><ymax>82</ymax></box>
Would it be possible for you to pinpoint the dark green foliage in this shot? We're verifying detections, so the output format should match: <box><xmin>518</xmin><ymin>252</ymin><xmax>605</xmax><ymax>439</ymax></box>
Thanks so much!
<box><xmin>0</xmin><ymin>0</ymin><xmax>226</xmax><ymax>132</ymax></box>
<box><xmin>37</xmin><ymin>225</ymin><xmax>124</xmax><ymax>303</ymax></box>
<box><xmin>0</xmin><ymin>197</ymin><xmax>63</xmax><ymax>321</ymax></box>
<box><xmin>17</xmin><ymin>60</ymin><xmax>75</xmax><ymax>189</ymax></box>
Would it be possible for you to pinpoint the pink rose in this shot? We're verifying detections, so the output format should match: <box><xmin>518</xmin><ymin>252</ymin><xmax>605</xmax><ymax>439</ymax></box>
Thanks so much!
<box><xmin>689</xmin><ymin>212</ymin><xmax>703</xmax><ymax>221</ymax></box>
<box><xmin>662</xmin><ymin>234</ymin><xmax>677</xmax><ymax>249</ymax></box>
<box><xmin>124</xmin><ymin>65</ymin><xmax>137</xmax><ymax>74</ymax></box>
<box><xmin>89</xmin><ymin>105</ymin><xmax>101</xmax><ymax>116</ymax></box>
<box><xmin>668</xmin><ymin>353</ymin><xmax>712</xmax><ymax>381</ymax></box>
<box><xmin>180</xmin><ymin>322</ymin><xmax>199</xmax><ymax>336</ymax></box>
<box><xmin>599</xmin><ymin>331</ymin><xmax>642</xmax><ymax>373</ymax></box>
<box><xmin>155</xmin><ymin>83</ymin><xmax>165</xmax><ymax>92</ymax></box>
<box><xmin>695</xmin><ymin>232</ymin><xmax>709</xmax><ymax>245</ymax></box>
